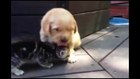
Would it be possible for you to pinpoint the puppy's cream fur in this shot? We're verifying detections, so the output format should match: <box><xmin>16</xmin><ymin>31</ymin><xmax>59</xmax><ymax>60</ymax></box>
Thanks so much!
<box><xmin>40</xmin><ymin>8</ymin><xmax>81</xmax><ymax>63</ymax></box>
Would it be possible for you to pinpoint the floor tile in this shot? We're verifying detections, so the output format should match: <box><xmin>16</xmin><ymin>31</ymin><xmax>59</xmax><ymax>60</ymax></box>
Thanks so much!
<box><xmin>12</xmin><ymin>48</ymin><xmax>103</xmax><ymax>78</ymax></box>
<box><xmin>45</xmin><ymin>71</ymin><xmax>112</xmax><ymax>78</ymax></box>
<box><xmin>100</xmin><ymin>39</ymin><xmax>129</xmax><ymax>78</ymax></box>
<box><xmin>81</xmin><ymin>27</ymin><xmax>117</xmax><ymax>45</ymax></box>
<box><xmin>82</xmin><ymin>27</ymin><xmax>129</xmax><ymax>62</ymax></box>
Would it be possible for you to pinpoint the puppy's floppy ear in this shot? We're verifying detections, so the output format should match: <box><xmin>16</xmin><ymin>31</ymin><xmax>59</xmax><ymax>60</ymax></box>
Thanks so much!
<box><xmin>74</xmin><ymin>22</ymin><xmax>78</xmax><ymax>33</ymax></box>
<box><xmin>41</xmin><ymin>16</ymin><xmax>51</xmax><ymax>36</ymax></box>
<box><xmin>48</xmin><ymin>23</ymin><xmax>52</xmax><ymax>34</ymax></box>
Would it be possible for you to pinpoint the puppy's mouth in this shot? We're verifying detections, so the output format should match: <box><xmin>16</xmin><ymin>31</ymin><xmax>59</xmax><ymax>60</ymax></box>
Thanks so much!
<box><xmin>57</xmin><ymin>43</ymin><xmax>68</xmax><ymax>47</ymax></box>
<box><xmin>53</xmin><ymin>41</ymin><xmax>69</xmax><ymax>47</ymax></box>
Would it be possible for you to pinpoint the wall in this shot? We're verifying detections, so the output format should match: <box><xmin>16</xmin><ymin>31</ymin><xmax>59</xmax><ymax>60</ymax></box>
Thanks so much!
<box><xmin>11</xmin><ymin>1</ymin><xmax>110</xmax><ymax>39</ymax></box>
<box><xmin>68</xmin><ymin>1</ymin><xmax>110</xmax><ymax>38</ymax></box>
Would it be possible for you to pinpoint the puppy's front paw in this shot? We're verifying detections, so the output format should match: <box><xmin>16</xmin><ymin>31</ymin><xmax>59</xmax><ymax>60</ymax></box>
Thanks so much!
<box><xmin>68</xmin><ymin>55</ymin><xmax>77</xmax><ymax>63</ymax></box>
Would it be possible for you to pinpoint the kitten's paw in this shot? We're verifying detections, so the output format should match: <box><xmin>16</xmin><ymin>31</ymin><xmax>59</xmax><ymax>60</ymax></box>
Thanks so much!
<box><xmin>12</xmin><ymin>68</ymin><xmax>24</xmax><ymax>76</ymax></box>
<box><xmin>41</xmin><ymin>63</ymin><xmax>53</xmax><ymax>68</ymax></box>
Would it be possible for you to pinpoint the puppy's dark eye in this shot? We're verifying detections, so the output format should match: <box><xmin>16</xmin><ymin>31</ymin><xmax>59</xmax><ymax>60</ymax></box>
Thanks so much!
<box><xmin>53</xmin><ymin>28</ymin><xmax>59</xmax><ymax>32</ymax></box>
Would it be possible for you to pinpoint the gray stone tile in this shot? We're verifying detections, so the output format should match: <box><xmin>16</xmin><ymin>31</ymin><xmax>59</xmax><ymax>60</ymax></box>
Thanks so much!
<box><xmin>82</xmin><ymin>27</ymin><xmax>129</xmax><ymax>62</ymax></box>
<box><xmin>81</xmin><ymin>27</ymin><xmax>117</xmax><ymax>45</ymax></box>
<box><xmin>12</xmin><ymin>48</ymin><xmax>103</xmax><ymax>78</ymax></box>
<box><xmin>100</xmin><ymin>39</ymin><xmax>129</xmax><ymax>78</ymax></box>
<box><xmin>45</xmin><ymin>71</ymin><xmax>112</xmax><ymax>78</ymax></box>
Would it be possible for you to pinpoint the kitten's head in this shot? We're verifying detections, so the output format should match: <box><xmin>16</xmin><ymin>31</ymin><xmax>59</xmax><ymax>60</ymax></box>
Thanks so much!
<box><xmin>56</xmin><ymin>46</ymin><xmax>69</xmax><ymax>60</ymax></box>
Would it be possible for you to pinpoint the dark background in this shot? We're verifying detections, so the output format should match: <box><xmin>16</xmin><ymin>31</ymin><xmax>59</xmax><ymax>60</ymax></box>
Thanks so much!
<box><xmin>11</xmin><ymin>1</ymin><xmax>110</xmax><ymax>40</ymax></box>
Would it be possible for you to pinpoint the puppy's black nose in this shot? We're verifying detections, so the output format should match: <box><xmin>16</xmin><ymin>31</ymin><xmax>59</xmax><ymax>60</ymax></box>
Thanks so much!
<box><xmin>61</xmin><ymin>38</ymin><xmax>67</xmax><ymax>43</ymax></box>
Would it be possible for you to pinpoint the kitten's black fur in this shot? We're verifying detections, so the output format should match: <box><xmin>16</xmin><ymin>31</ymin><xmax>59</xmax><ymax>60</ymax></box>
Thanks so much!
<box><xmin>11</xmin><ymin>36</ymin><xmax>69</xmax><ymax>76</ymax></box>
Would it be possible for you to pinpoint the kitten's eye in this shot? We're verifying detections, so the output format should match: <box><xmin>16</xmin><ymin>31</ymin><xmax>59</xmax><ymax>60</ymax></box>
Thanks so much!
<box><xmin>20</xmin><ymin>47</ymin><xmax>26</xmax><ymax>51</ymax></box>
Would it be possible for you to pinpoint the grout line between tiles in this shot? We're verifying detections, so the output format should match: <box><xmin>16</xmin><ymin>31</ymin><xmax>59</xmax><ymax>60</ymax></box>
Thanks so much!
<box><xmin>81</xmin><ymin>46</ymin><xmax>114</xmax><ymax>78</ymax></box>
<box><xmin>98</xmin><ymin>63</ymin><xmax>115</xmax><ymax>78</ymax></box>
<box><xmin>99</xmin><ymin>37</ymin><xmax>129</xmax><ymax>63</ymax></box>
<box><xmin>81</xmin><ymin>33</ymin><xmax>129</xmax><ymax>78</ymax></box>
<box><xmin>81</xmin><ymin>27</ymin><xmax>118</xmax><ymax>46</ymax></box>
<box><xmin>39</xmin><ymin>70</ymin><xmax>104</xmax><ymax>78</ymax></box>
<box><xmin>98</xmin><ymin>37</ymin><xmax>129</xmax><ymax>78</ymax></box>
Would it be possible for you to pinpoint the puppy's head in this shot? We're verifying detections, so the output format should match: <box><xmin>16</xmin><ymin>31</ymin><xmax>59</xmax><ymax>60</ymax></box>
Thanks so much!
<box><xmin>41</xmin><ymin>8</ymin><xmax>78</xmax><ymax>47</ymax></box>
<box><xmin>46</xmin><ymin>19</ymin><xmax>77</xmax><ymax>47</ymax></box>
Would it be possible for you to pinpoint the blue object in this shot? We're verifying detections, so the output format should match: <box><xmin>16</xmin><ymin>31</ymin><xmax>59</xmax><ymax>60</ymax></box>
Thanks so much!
<box><xmin>109</xmin><ymin>17</ymin><xmax>129</xmax><ymax>26</ymax></box>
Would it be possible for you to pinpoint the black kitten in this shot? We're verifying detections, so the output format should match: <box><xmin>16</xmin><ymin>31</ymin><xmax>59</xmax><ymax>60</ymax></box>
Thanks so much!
<box><xmin>11</xmin><ymin>36</ymin><xmax>69</xmax><ymax>76</ymax></box>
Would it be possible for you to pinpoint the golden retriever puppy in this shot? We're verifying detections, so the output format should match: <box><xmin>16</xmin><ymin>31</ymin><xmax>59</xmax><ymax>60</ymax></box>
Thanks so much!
<box><xmin>40</xmin><ymin>8</ymin><xmax>81</xmax><ymax>63</ymax></box>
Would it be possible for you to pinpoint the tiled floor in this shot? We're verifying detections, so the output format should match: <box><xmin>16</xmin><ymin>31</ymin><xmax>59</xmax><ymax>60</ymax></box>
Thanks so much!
<box><xmin>12</xmin><ymin>25</ymin><xmax>129</xmax><ymax>78</ymax></box>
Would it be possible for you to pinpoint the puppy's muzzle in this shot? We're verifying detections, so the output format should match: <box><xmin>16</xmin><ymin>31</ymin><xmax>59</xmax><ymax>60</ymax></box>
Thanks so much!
<box><xmin>58</xmin><ymin>36</ymin><xmax>69</xmax><ymax>47</ymax></box>
<box><xmin>60</xmin><ymin>37</ymin><xmax>68</xmax><ymax>43</ymax></box>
